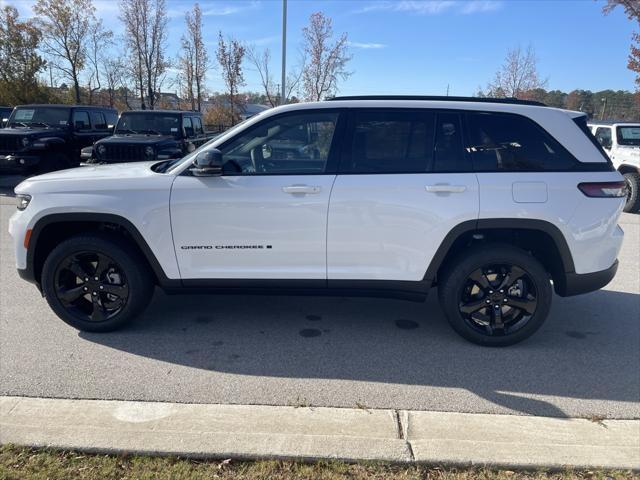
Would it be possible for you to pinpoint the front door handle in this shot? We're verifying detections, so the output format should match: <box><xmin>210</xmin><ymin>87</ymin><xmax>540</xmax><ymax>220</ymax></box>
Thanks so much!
<box><xmin>425</xmin><ymin>184</ymin><xmax>467</xmax><ymax>193</ymax></box>
<box><xmin>282</xmin><ymin>185</ymin><xmax>321</xmax><ymax>194</ymax></box>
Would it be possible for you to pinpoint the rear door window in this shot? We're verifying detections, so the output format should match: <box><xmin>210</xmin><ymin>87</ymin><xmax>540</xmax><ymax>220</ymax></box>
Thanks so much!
<box><xmin>433</xmin><ymin>112</ymin><xmax>469</xmax><ymax>172</ymax></box>
<box><xmin>183</xmin><ymin>117</ymin><xmax>194</xmax><ymax>137</ymax></box>
<box><xmin>595</xmin><ymin>127</ymin><xmax>613</xmax><ymax>149</ymax></box>
<box><xmin>72</xmin><ymin>111</ymin><xmax>91</xmax><ymax>131</ymax></box>
<box><xmin>90</xmin><ymin>112</ymin><xmax>107</xmax><ymax>130</ymax></box>
<box><xmin>467</xmin><ymin>112</ymin><xmax>577</xmax><ymax>171</ymax></box>
<box><xmin>341</xmin><ymin>110</ymin><xmax>435</xmax><ymax>173</ymax></box>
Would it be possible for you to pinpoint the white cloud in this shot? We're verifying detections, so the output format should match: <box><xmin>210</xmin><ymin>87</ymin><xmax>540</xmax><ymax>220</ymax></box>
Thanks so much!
<box><xmin>347</xmin><ymin>41</ymin><xmax>387</xmax><ymax>49</ymax></box>
<box><xmin>354</xmin><ymin>0</ymin><xmax>503</xmax><ymax>15</ymax></box>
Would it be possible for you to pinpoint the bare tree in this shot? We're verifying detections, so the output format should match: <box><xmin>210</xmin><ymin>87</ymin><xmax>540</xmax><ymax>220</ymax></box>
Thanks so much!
<box><xmin>86</xmin><ymin>20</ymin><xmax>114</xmax><ymax>104</ymax></box>
<box><xmin>482</xmin><ymin>45</ymin><xmax>547</xmax><ymax>98</ymax></box>
<box><xmin>603</xmin><ymin>0</ymin><xmax>640</xmax><ymax>90</ymax></box>
<box><xmin>246</xmin><ymin>46</ymin><xmax>278</xmax><ymax>107</ymax></box>
<box><xmin>178</xmin><ymin>34</ymin><xmax>196</xmax><ymax>110</ymax></box>
<box><xmin>33</xmin><ymin>0</ymin><xmax>96</xmax><ymax>103</ymax></box>
<box><xmin>186</xmin><ymin>3</ymin><xmax>208</xmax><ymax>111</ymax></box>
<box><xmin>301</xmin><ymin>12</ymin><xmax>351</xmax><ymax>101</ymax></box>
<box><xmin>247</xmin><ymin>45</ymin><xmax>303</xmax><ymax>106</ymax></box>
<box><xmin>120</xmin><ymin>0</ymin><xmax>169</xmax><ymax>109</ymax></box>
<box><xmin>216</xmin><ymin>32</ymin><xmax>245</xmax><ymax>124</ymax></box>
<box><xmin>102</xmin><ymin>57</ymin><xmax>129</xmax><ymax>108</ymax></box>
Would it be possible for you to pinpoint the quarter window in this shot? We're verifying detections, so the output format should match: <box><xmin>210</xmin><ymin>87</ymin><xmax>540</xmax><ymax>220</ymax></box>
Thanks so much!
<box><xmin>342</xmin><ymin>110</ymin><xmax>435</xmax><ymax>173</ymax></box>
<box><xmin>467</xmin><ymin>112</ymin><xmax>577</xmax><ymax>171</ymax></box>
<box><xmin>220</xmin><ymin>112</ymin><xmax>339</xmax><ymax>175</ymax></box>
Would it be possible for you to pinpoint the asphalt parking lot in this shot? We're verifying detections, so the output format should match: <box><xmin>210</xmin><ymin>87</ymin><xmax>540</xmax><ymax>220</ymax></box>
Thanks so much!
<box><xmin>1</xmin><ymin>176</ymin><xmax>638</xmax><ymax>420</ymax></box>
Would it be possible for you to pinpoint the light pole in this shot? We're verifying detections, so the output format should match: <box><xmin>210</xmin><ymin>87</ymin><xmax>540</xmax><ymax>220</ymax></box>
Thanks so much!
<box><xmin>281</xmin><ymin>0</ymin><xmax>287</xmax><ymax>105</ymax></box>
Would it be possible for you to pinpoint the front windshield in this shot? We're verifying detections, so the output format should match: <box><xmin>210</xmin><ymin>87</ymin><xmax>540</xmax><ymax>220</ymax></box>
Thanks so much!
<box><xmin>617</xmin><ymin>126</ymin><xmax>640</xmax><ymax>146</ymax></box>
<box><xmin>116</xmin><ymin>113</ymin><xmax>181</xmax><ymax>135</ymax></box>
<box><xmin>9</xmin><ymin>107</ymin><xmax>70</xmax><ymax>127</ymax></box>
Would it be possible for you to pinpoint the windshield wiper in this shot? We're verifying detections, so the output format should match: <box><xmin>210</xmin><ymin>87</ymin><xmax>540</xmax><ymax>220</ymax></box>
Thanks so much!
<box><xmin>117</xmin><ymin>128</ymin><xmax>139</xmax><ymax>134</ymax></box>
<box><xmin>142</xmin><ymin>129</ymin><xmax>162</xmax><ymax>135</ymax></box>
<box><xmin>10</xmin><ymin>122</ymin><xmax>29</xmax><ymax>128</ymax></box>
<box><xmin>29</xmin><ymin>121</ymin><xmax>56</xmax><ymax>128</ymax></box>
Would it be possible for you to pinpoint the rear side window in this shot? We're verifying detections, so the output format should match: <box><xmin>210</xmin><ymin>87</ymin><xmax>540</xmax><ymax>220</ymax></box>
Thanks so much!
<box><xmin>433</xmin><ymin>112</ymin><xmax>468</xmax><ymax>172</ymax></box>
<box><xmin>616</xmin><ymin>126</ymin><xmax>640</xmax><ymax>146</ymax></box>
<box><xmin>342</xmin><ymin>110</ymin><xmax>435</xmax><ymax>173</ymax></box>
<box><xmin>467</xmin><ymin>112</ymin><xmax>577</xmax><ymax>171</ymax></box>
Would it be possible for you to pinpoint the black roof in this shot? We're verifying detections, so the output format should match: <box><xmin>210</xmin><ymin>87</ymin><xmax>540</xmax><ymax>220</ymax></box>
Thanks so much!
<box><xmin>123</xmin><ymin>109</ymin><xmax>202</xmax><ymax>115</ymax></box>
<box><xmin>15</xmin><ymin>104</ymin><xmax>117</xmax><ymax>111</ymax></box>
<box><xmin>328</xmin><ymin>95</ymin><xmax>546</xmax><ymax>107</ymax></box>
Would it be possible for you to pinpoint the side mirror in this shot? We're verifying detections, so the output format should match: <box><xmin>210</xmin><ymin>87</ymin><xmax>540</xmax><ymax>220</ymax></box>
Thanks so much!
<box><xmin>190</xmin><ymin>149</ymin><xmax>223</xmax><ymax>177</ymax></box>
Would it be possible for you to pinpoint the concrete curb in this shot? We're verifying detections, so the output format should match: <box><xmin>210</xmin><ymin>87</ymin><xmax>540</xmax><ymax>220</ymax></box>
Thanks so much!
<box><xmin>1</xmin><ymin>396</ymin><xmax>638</xmax><ymax>469</ymax></box>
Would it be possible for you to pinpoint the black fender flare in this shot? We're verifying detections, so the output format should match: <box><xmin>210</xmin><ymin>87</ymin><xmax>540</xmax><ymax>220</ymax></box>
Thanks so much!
<box><xmin>24</xmin><ymin>212</ymin><xmax>177</xmax><ymax>288</ymax></box>
<box><xmin>423</xmin><ymin>218</ymin><xmax>576</xmax><ymax>282</ymax></box>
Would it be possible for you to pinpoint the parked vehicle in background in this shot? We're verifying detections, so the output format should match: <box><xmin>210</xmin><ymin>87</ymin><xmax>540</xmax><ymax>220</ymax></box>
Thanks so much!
<box><xmin>0</xmin><ymin>105</ymin><xmax>117</xmax><ymax>175</ymax></box>
<box><xmin>10</xmin><ymin>96</ymin><xmax>626</xmax><ymax>346</ymax></box>
<box><xmin>588</xmin><ymin>121</ymin><xmax>640</xmax><ymax>213</ymax></box>
<box><xmin>84</xmin><ymin>110</ymin><xmax>215</xmax><ymax>164</ymax></box>
<box><xmin>0</xmin><ymin>107</ymin><xmax>13</xmax><ymax>128</ymax></box>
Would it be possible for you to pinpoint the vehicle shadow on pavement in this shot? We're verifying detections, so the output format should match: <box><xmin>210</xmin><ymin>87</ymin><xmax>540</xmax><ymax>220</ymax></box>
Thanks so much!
<box><xmin>80</xmin><ymin>287</ymin><xmax>640</xmax><ymax>418</ymax></box>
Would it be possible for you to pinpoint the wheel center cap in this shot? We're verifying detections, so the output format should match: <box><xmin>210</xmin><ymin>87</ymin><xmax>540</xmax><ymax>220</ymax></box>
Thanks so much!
<box><xmin>490</xmin><ymin>292</ymin><xmax>505</xmax><ymax>302</ymax></box>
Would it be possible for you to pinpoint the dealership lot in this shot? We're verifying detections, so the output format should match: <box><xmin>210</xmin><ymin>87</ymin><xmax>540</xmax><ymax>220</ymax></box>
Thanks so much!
<box><xmin>0</xmin><ymin>184</ymin><xmax>638</xmax><ymax>420</ymax></box>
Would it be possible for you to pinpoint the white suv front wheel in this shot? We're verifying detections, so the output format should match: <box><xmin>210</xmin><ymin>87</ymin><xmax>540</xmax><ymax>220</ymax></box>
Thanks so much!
<box><xmin>438</xmin><ymin>244</ymin><xmax>552</xmax><ymax>346</ymax></box>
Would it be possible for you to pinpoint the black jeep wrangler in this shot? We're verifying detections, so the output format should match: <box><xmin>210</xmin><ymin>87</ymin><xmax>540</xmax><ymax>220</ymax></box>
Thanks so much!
<box><xmin>85</xmin><ymin>110</ymin><xmax>214</xmax><ymax>164</ymax></box>
<box><xmin>0</xmin><ymin>104</ymin><xmax>117</xmax><ymax>174</ymax></box>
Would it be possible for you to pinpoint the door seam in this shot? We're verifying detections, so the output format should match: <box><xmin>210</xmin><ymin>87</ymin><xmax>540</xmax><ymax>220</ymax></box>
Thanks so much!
<box><xmin>325</xmin><ymin>174</ymin><xmax>339</xmax><ymax>286</ymax></box>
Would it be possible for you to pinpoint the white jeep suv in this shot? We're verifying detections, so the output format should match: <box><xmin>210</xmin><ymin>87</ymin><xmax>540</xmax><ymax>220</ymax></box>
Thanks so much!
<box><xmin>9</xmin><ymin>96</ymin><xmax>626</xmax><ymax>346</ymax></box>
<box><xmin>588</xmin><ymin>121</ymin><xmax>640</xmax><ymax>213</ymax></box>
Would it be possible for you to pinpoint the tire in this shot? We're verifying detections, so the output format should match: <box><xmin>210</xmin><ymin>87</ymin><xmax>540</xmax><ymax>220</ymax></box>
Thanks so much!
<box><xmin>41</xmin><ymin>234</ymin><xmax>154</xmax><ymax>332</ymax></box>
<box><xmin>622</xmin><ymin>172</ymin><xmax>640</xmax><ymax>213</ymax></box>
<box><xmin>438</xmin><ymin>244</ymin><xmax>552</xmax><ymax>347</ymax></box>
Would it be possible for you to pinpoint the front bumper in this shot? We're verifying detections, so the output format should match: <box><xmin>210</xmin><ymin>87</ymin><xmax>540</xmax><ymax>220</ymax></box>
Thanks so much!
<box><xmin>555</xmin><ymin>260</ymin><xmax>619</xmax><ymax>297</ymax></box>
<box><xmin>0</xmin><ymin>154</ymin><xmax>40</xmax><ymax>172</ymax></box>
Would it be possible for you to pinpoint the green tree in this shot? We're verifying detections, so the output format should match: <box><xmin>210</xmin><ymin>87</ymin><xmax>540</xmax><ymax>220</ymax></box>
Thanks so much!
<box><xmin>0</xmin><ymin>6</ymin><xmax>50</xmax><ymax>105</ymax></box>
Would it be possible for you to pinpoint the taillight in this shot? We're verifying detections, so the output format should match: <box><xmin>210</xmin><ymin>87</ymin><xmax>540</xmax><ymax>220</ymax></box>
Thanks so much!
<box><xmin>578</xmin><ymin>181</ymin><xmax>627</xmax><ymax>198</ymax></box>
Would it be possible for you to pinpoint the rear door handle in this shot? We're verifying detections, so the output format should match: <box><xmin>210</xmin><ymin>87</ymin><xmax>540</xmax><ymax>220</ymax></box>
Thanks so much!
<box><xmin>282</xmin><ymin>185</ymin><xmax>321</xmax><ymax>194</ymax></box>
<box><xmin>425</xmin><ymin>184</ymin><xmax>467</xmax><ymax>193</ymax></box>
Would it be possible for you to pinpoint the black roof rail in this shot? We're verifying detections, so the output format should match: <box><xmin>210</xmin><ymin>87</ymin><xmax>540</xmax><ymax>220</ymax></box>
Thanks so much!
<box><xmin>327</xmin><ymin>95</ymin><xmax>547</xmax><ymax>107</ymax></box>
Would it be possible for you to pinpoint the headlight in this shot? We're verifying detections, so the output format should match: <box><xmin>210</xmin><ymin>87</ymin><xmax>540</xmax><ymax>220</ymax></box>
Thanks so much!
<box><xmin>144</xmin><ymin>146</ymin><xmax>155</xmax><ymax>157</ymax></box>
<box><xmin>21</xmin><ymin>137</ymin><xmax>30</xmax><ymax>147</ymax></box>
<box><xmin>97</xmin><ymin>144</ymin><xmax>106</xmax><ymax>156</ymax></box>
<box><xmin>16</xmin><ymin>194</ymin><xmax>31</xmax><ymax>210</ymax></box>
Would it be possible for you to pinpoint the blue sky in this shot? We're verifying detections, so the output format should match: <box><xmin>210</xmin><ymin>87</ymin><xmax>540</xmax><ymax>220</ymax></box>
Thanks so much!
<box><xmin>5</xmin><ymin>0</ymin><xmax>638</xmax><ymax>96</ymax></box>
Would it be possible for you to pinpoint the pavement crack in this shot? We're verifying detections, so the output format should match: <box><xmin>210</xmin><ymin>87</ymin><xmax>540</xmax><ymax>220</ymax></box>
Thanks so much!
<box><xmin>394</xmin><ymin>410</ymin><xmax>414</xmax><ymax>461</ymax></box>
<box><xmin>393</xmin><ymin>410</ymin><xmax>404</xmax><ymax>440</ymax></box>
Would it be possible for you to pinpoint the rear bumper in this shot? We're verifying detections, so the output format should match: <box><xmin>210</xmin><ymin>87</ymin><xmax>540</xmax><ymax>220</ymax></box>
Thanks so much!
<box><xmin>555</xmin><ymin>260</ymin><xmax>618</xmax><ymax>297</ymax></box>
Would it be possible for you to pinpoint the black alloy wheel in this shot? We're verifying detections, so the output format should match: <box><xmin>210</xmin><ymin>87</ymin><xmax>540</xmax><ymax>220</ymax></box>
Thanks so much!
<box><xmin>41</xmin><ymin>234</ymin><xmax>154</xmax><ymax>332</ymax></box>
<box><xmin>459</xmin><ymin>263</ymin><xmax>537</xmax><ymax>337</ymax></box>
<box><xmin>54</xmin><ymin>251</ymin><xmax>129</xmax><ymax>323</ymax></box>
<box><xmin>438</xmin><ymin>244</ymin><xmax>552</xmax><ymax>346</ymax></box>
